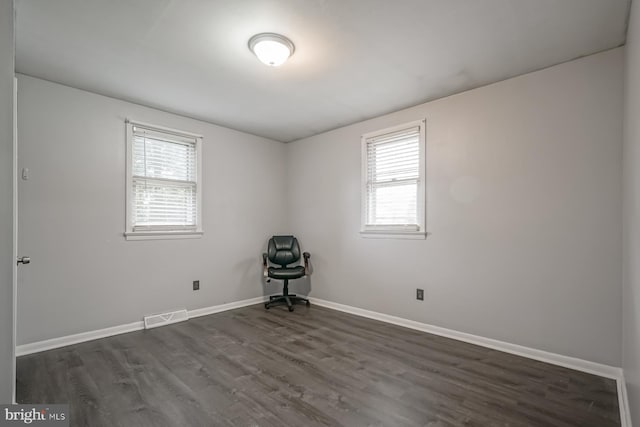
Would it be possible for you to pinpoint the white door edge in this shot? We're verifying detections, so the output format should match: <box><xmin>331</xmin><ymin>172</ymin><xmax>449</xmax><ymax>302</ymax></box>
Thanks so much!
<box><xmin>12</xmin><ymin>75</ymin><xmax>17</xmax><ymax>404</ymax></box>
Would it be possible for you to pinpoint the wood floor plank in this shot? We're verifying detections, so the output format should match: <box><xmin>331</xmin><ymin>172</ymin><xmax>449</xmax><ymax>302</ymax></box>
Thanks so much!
<box><xmin>17</xmin><ymin>304</ymin><xmax>620</xmax><ymax>426</ymax></box>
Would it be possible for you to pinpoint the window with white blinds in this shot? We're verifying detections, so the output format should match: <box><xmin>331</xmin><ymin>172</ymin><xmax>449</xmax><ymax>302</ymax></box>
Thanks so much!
<box><xmin>361</xmin><ymin>120</ymin><xmax>426</xmax><ymax>237</ymax></box>
<box><xmin>125</xmin><ymin>121</ymin><xmax>202</xmax><ymax>239</ymax></box>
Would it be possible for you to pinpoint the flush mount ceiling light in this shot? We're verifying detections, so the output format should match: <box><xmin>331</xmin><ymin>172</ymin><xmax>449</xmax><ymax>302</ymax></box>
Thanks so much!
<box><xmin>248</xmin><ymin>33</ymin><xmax>295</xmax><ymax>67</ymax></box>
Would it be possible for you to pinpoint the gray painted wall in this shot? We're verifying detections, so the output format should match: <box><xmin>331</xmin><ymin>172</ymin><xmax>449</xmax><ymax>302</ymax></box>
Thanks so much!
<box><xmin>16</xmin><ymin>75</ymin><xmax>288</xmax><ymax>345</ymax></box>
<box><xmin>623</xmin><ymin>0</ymin><xmax>640</xmax><ymax>422</ymax></box>
<box><xmin>287</xmin><ymin>48</ymin><xmax>624</xmax><ymax>366</ymax></box>
<box><xmin>0</xmin><ymin>0</ymin><xmax>14</xmax><ymax>403</ymax></box>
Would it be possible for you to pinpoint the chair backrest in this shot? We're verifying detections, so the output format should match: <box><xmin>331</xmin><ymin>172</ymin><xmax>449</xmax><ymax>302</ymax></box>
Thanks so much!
<box><xmin>267</xmin><ymin>235</ymin><xmax>300</xmax><ymax>267</ymax></box>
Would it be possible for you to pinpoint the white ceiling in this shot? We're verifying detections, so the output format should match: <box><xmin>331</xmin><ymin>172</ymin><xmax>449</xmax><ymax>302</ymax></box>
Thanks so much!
<box><xmin>16</xmin><ymin>0</ymin><xmax>630</xmax><ymax>142</ymax></box>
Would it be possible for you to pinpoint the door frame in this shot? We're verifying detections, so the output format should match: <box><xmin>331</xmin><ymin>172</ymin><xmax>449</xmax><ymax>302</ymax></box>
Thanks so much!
<box><xmin>12</xmin><ymin>76</ymin><xmax>17</xmax><ymax>404</ymax></box>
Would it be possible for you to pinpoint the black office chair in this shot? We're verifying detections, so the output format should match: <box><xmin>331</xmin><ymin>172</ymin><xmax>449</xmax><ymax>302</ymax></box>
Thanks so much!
<box><xmin>262</xmin><ymin>235</ymin><xmax>311</xmax><ymax>312</ymax></box>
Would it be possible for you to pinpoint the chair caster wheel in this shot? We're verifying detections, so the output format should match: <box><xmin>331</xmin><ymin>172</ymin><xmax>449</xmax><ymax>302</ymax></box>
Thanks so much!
<box><xmin>288</xmin><ymin>306</ymin><xmax>294</xmax><ymax>312</ymax></box>
<box><xmin>306</xmin><ymin>300</ymin><xmax>310</xmax><ymax>307</ymax></box>
<box><xmin>264</xmin><ymin>303</ymin><xmax>270</xmax><ymax>309</ymax></box>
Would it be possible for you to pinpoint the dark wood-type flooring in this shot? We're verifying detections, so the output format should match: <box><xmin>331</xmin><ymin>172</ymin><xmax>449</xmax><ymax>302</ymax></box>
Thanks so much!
<box><xmin>17</xmin><ymin>304</ymin><xmax>620</xmax><ymax>426</ymax></box>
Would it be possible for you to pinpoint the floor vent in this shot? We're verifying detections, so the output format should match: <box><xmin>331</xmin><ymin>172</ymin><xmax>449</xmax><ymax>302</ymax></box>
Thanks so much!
<box><xmin>144</xmin><ymin>309</ymin><xmax>189</xmax><ymax>329</ymax></box>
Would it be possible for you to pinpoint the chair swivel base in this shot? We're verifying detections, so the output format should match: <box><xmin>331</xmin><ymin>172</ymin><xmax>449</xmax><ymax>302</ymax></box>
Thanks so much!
<box><xmin>265</xmin><ymin>294</ymin><xmax>310</xmax><ymax>312</ymax></box>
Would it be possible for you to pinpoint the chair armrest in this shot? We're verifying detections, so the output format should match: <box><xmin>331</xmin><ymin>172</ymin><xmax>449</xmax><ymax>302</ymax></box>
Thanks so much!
<box><xmin>303</xmin><ymin>252</ymin><xmax>311</xmax><ymax>276</ymax></box>
<box><xmin>262</xmin><ymin>253</ymin><xmax>268</xmax><ymax>278</ymax></box>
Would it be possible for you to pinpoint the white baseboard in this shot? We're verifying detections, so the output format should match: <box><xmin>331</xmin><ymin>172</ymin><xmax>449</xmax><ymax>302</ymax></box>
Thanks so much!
<box><xmin>188</xmin><ymin>296</ymin><xmax>267</xmax><ymax>319</ymax></box>
<box><xmin>308</xmin><ymin>297</ymin><xmax>630</xmax><ymax>426</ymax></box>
<box><xmin>15</xmin><ymin>320</ymin><xmax>145</xmax><ymax>357</ymax></box>
<box><xmin>308</xmin><ymin>297</ymin><xmax>620</xmax><ymax>378</ymax></box>
<box><xmin>619</xmin><ymin>373</ymin><xmax>633</xmax><ymax>427</ymax></box>
<box><xmin>16</xmin><ymin>295</ymin><xmax>269</xmax><ymax>357</ymax></box>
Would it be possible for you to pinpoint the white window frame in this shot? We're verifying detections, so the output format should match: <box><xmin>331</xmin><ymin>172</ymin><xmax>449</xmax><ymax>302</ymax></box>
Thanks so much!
<box><xmin>125</xmin><ymin>119</ymin><xmax>203</xmax><ymax>241</ymax></box>
<box><xmin>360</xmin><ymin>119</ymin><xmax>426</xmax><ymax>239</ymax></box>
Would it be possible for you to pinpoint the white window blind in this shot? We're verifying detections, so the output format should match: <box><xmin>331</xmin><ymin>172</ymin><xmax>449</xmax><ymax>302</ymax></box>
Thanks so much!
<box><xmin>362</xmin><ymin>121</ymin><xmax>425</xmax><ymax>236</ymax></box>
<box><xmin>129</xmin><ymin>124</ymin><xmax>200</xmax><ymax>233</ymax></box>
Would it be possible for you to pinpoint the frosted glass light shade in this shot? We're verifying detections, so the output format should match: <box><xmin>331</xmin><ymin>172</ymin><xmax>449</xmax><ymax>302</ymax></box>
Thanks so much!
<box><xmin>248</xmin><ymin>33</ymin><xmax>295</xmax><ymax>67</ymax></box>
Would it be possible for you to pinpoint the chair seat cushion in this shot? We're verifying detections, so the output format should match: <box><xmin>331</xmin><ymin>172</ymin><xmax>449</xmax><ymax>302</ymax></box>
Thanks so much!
<box><xmin>268</xmin><ymin>265</ymin><xmax>305</xmax><ymax>280</ymax></box>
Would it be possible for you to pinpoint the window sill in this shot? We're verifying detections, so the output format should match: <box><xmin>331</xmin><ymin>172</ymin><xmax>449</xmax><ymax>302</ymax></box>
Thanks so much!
<box><xmin>360</xmin><ymin>230</ymin><xmax>427</xmax><ymax>240</ymax></box>
<box><xmin>124</xmin><ymin>231</ymin><xmax>203</xmax><ymax>241</ymax></box>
